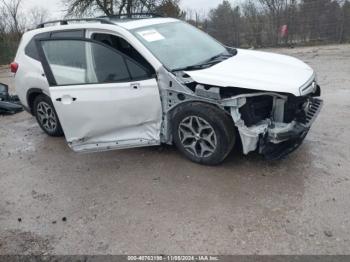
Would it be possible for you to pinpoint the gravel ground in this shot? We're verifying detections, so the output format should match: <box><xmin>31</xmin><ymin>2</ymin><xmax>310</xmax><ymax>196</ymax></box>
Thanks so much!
<box><xmin>0</xmin><ymin>44</ymin><xmax>350</xmax><ymax>255</ymax></box>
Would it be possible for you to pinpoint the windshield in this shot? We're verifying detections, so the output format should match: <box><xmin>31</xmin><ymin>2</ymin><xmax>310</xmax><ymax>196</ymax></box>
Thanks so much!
<box><xmin>132</xmin><ymin>21</ymin><xmax>231</xmax><ymax>71</ymax></box>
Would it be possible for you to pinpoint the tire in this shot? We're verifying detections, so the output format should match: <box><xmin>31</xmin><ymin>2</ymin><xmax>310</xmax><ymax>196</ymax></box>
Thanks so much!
<box><xmin>33</xmin><ymin>94</ymin><xmax>64</xmax><ymax>137</ymax></box>
<box><xmin>172</xmin><ymin>102</ymin><xmax>236</xmax><ymax>165</ymax></box>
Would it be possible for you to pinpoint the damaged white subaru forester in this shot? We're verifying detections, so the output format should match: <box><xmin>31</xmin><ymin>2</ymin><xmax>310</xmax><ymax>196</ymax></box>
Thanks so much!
<box><xmin>13</xmin><ymin>15</ymin><xmax>323</xmax><ymax>165</ymax></box>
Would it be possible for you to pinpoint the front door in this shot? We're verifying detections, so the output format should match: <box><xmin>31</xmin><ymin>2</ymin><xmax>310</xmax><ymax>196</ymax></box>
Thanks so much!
<box><xmin>37</xmin><ymin>38</ymin><xmax>162</xmax><ymax>152</ymax></box>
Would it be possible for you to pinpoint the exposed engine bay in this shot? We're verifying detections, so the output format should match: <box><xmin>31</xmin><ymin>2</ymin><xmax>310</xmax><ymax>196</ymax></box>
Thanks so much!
<box><xmin>157</xmin><ymin>68</ymin><xmax>323</xmax><ymax>160</ymax></box>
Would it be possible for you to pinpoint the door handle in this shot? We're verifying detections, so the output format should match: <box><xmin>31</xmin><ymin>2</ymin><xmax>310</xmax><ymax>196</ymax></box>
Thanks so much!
<box><xmin>131</xmin><ymin>83</ymin><xmax>140</xmax><ymax>90</ymax></box>
<box><xmin>56</xmin><ymin>95</ymin><xmax>77</xmax><ymax>104</ymax></box>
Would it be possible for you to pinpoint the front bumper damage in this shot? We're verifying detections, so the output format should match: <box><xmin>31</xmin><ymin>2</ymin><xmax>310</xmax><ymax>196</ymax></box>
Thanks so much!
<box><xmin>158</xmin><ymin>67</ymin><xmax>323</xmax><ymax>160</ymax></box>
<box><xmin>227</xmin><ymin>96</ymin><xmax>323</xmax><ymax>160</ymax></box>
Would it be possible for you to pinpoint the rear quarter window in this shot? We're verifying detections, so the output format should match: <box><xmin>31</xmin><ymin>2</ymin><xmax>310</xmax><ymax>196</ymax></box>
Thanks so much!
<box><xmin>25</xmin><ymin>32</ymin><xmax>50</xmax><ymax>61</ymax></box>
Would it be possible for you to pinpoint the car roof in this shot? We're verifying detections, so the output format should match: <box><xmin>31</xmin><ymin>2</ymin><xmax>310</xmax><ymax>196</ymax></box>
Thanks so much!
<box><xmin>110</xmin><ymin>17</ymin><xmax>178</xmax><ymax>30</ymax></box>
<box><xmin>22</xmin><ymin>17</ymin><xmax>179</xmax><ymax>45</ymax></box>
<box><xmin>31</xmin><ymin>17</ymin><xmax>178</xmax><ymax>33</ymax></box>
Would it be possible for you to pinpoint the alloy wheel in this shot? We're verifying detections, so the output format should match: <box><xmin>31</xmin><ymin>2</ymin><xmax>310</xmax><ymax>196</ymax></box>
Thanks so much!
<box><xmin>178</xmin><ymin>116</ymin><xmax>218</xmax><ymax>158</ymax></box>
<box><xmin>36</xmin><ymin>101</ymin><xmax>58</xmax><ymax>133</ymax></box>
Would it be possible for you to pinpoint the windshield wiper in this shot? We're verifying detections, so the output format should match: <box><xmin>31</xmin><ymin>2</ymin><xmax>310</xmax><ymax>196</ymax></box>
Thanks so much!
<box><xmin>173</xmin><ymin>50</ymin><xmax>237</xmax><ymax>72</ymax></box>
<box><xmin>173</xmin><ymin>63</ymin><xmax>212</xmax><ymax>72</ymax></box>
<box><xmin>203</xmin><ymin>52</ymin><xmax>232</xmax><ymax>64</ymax></box>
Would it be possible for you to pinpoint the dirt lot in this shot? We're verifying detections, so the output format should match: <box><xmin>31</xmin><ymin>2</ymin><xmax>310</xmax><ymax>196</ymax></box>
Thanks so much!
<box><xmin>0</xmin><ymin>44</ymin><xmax>350</xmax><ymax>255</ymax></box>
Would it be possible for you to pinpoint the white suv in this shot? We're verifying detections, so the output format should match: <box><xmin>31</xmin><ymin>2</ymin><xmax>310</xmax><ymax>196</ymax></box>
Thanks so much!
<box><xmin>12</xmin><ymin>15</ymin><xmax>323</xmax><ymax>165</ymax></box>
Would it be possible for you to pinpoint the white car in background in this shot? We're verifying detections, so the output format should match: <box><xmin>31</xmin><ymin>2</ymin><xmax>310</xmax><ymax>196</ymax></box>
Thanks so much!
<box><xmin>12</xmin><ymin>14</ymin><xmax>323</xmax><ymax>165</ymax></box>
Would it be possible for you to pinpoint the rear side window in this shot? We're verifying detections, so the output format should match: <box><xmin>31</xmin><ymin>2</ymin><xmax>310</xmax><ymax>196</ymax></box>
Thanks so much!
<box><xmin>42</xmin><ymin>40</ymin><xmax>87</xmax><ymax>69</ymax></box>
<box><xmin>40</xmin><ymin>39</ymin><xmax>132</xmax><ymax>85</ymax></box>
<box><xmin>25</xmin><ymin>30</ymin><xmax>84</xmax><ymax>61</ymax></box>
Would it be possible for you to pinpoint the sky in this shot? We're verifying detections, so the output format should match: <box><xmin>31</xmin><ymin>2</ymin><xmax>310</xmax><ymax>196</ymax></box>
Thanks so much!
<box><xmin>20</xmin><ymin>0</ymin><xmax>228</xmax><ymax>19</ymax></box>
<box><xmin>181</xmin><ymin>0</ymin><xmax>224</xmax><ymax>11</ymax></box>
<box><xmin>21</xmin><ymin>0</ymin><xmax>64</xmax><ymax>18</ymax></box>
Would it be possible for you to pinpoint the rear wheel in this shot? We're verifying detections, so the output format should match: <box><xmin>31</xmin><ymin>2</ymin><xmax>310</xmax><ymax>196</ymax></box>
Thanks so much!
<box><xmin>33</xmin><ymin>95</ymin><xmax>64</xmax><ymax>137</ymax></box>
<box><xmin>172</xmin><ymin>102</ymin><xmax>236</xmax><ymax>165</ymax></box>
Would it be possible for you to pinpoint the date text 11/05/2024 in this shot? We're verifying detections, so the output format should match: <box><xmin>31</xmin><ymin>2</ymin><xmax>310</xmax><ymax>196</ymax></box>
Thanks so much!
<box><xmin>127</xmin><ymin>255</ymin><xmax>219</xmax><ymax>261</ymax></box>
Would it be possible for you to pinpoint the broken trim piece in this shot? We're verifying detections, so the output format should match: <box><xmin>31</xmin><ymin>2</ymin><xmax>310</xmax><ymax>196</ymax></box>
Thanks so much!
<box><xmin>227</xmin><ymin>96</ymin><xmax>323</xmax><ymax>156</ymax></box>
<box><xmin>69</xmin><ymin>138</ymin><xmax>160</xmax><ymax>153</ymax></box>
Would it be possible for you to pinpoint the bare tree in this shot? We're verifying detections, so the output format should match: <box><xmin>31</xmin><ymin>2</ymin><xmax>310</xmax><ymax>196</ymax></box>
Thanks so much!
<box><xmin>0</xmin><ymin>0</ymin><xmax>25</xmax><ymax>35</ymax></box>
<box><xmin>0</xmin><ymin>0</ymin><xmax>51</xmax><ymax>64</ymax></box>
<box><xmin>0</xmin><ymin>5</ymin><xmax>8</xmax><ymax>35</ymax></box>
<box><xmin>0</xmin><ymin>0</ymin><xmax>24</xmax><ymax>64</ymax></box>
<box><xmin>183</xmin><ymin>8</ymin><xmax>207</xmax><ymax>27</ymax></box>
<box><xmin>27</xmin><ymin>7</ymin><xmax>50</xmax><ymax>29</ymax></box>
<box><xmin>63</xmin><ymin>0</ymin><xmax>181</xmax><ymax>16</ymax></box>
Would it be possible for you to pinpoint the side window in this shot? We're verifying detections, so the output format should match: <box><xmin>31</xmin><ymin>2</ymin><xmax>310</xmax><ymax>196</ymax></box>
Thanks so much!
<box><xmin>42</xmin><ymin>40</ymin><xmax>87</xmax><ymax>69</ymax></box>
<box><xmin>25</xmin><ymin>32</ymin><xmax>50</xmax><ymax>60</ymax></box>
<box><xmin>91</xmin><ymin>42</ymin><xmax>130</xmax><ymax>83</ymax></box>
<box><xmin>92</xmin><ymin>33</ymin><xmax>155</xmax><ymax>78</ymax></box>
<box><xmin>25</xmin><ymin>30</ymin><xmax>84</xmax><ymax>61</ymax></box>
<box><xmin>40</xmin><ymin>39</ymin><xmax>131</xmax><ymax>86</ymax></box>
<box><xmin>126</xmin><ymin>59</ymin><xmax>149</xmax><ymax>80</ymax></box>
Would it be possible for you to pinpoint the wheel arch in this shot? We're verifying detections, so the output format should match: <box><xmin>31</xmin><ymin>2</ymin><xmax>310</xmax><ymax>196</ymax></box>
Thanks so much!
<box><xmin>165</xmin><ymin>100</ymin><xmax>236</xmax><ymax>143</ymax></box>
<box><xmin>26</xmin><ymin>88</ymin><xmax>45</xmax><ymax>115</ymax></box>
<box><xmin>168</xmin><ymin>100</ymin><xmax>232</xmax><ymax>120</ymax></box>
<box><xmin>169</xmin><ymin>100</ymin><xmax>237</xmax><ymax>165</ymax></box>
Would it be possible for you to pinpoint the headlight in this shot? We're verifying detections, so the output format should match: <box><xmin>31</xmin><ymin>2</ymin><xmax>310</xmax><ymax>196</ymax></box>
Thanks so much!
<box><xmin>300</xmin><ymin>80</ymin><xmax>317</xmax><ymax>96</ymax></box>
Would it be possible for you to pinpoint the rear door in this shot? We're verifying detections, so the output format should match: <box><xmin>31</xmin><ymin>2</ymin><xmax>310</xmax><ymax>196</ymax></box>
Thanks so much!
<box><xmin>37</xmin><ymin>38</ymin><xmax>162</xmax><ymax>152</ymax></box>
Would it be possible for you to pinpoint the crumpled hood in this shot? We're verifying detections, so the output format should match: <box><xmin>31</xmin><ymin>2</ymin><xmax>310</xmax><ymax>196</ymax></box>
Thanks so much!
<box><xmin>184</xmin><ymin>49</ymin><xmax>315</xmax><ymax>96</ymax></box>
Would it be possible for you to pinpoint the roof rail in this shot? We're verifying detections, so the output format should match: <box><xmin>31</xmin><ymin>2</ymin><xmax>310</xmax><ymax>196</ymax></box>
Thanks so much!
<box><xmin>98</xmin><ymin>13</ymin><xmax>163</xmax><ymax>20</ymax></box>
<box><xmin>37</xmin><ymin>18</ymin><xmax>114</xmax><ymax>29</ymax></box>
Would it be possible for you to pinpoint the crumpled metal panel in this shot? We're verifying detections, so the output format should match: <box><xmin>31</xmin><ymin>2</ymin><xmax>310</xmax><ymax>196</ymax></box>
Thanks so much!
<box><xmin>49</xmin><ymin>79</ymin><xmax>162</xmax><ymax>152</ymax></box>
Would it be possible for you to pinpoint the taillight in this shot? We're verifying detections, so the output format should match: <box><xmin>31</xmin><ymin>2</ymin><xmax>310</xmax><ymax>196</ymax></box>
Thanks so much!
<box><xmin>10</xmin><ymin>62</ymin><xmax>19</xmax><ymax>73</ymax></box>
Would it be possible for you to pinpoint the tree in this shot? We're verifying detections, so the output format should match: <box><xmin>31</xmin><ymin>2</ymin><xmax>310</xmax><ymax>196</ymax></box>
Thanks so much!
<box><xmin>0</xmin><ymin>5</ymin><xmax>8</xmax><ymax>35</ymax></box>
<box><xmin>337</xmin><ymin>0</ymin><xmax>350</xmax><ymax>42</ymax></box>
<box><xmin>27</xmin><ymin>7</ymin><xmax>50</xmax><ymax>29</ymax></box>
<box><xmin>183</xmin><ymin>9</ymin><xmax>205</xmax><ymax>27</ymax></box>
<box><xmin>0</xmin><ymin>0</ymin><xmax>25</xmax><ymax>35</ymax></box>
<box><xmin>0</xmin><ymin>0</ymin><xmax>50</xmax><ymax>64</ymax></box>
<box><xmin>257</xmin><ymin>0</ymin><xmax>294</xmax><ymax>45</ymax></box>
<box><xmin>0</xmin><ymin>0</ymin><xmax>24</xmax><ymax>64</ymax></box>
<box><xmin>299</xmin><ymin>0</ymin><xmax>342</xmax><ymax>43</ymax></box>
<box><xmin>155</xmin><ymin>0</ymin><xmax>183</xmax><ymax>18</ymax></box>
<box><xmin>64</xmin><ymin>0</ymin><xmax>181</xmax><ymax>17</ymax></box>
<box><xmin>207</xmin><ymin>0</ymin><xmax>241</xmax><ymax>46</ymax></box>
<box><xmin>242</xmin><ymin>0</ymin><xmax>264</xmax><ymax>47</ymax></box>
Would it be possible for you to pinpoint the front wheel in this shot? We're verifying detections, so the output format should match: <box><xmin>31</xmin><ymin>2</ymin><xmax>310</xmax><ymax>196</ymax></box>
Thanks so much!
<box><xmin>172</xmin><ymin>102</ymin><xmax>236</xmax><ymax>165</ymax></box>
<box><xmin>33</xmin><ymin>94</ymin><xmax>64</xmax><ymax>137</ymax></box>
